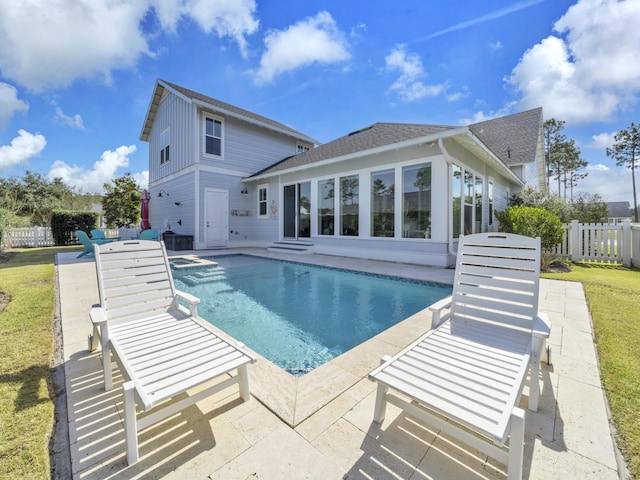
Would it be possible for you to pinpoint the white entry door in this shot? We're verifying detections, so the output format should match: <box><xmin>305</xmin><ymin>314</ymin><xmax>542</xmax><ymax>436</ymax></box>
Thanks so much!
<box><xmin>205</xmin><ymin>189</ymin><xmax>228</xmax><ymax>247</ymax></box>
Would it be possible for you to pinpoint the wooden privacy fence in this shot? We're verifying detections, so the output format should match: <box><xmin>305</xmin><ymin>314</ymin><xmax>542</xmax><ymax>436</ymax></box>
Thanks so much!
<box><xmin>552</xmin><ymin>220</ymin><xmax>639</xmax><ymax>267</ymax></box>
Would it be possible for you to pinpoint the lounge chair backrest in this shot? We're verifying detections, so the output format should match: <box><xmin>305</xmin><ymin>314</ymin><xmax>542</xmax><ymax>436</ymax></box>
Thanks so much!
<box><xmin>74</xmin><ymin>229</ymin><xmax>94</xmax><ymax>248</ymax></box>
<box><xmin>91</xmin><ymin>229</ymin><xmax>106</xmax><ymax>240</ymax></box>
<box><xmin>94</xmin><ymin>240</ymin><xmax>176</xmax><ymax>324</ymax></box>
<box><xmin>451</xmin><ymin>233</ymin><xmax>541</xmax><ymax>332</ymax></box>
<box><xmin>139</xmin><ymin>228</ymin><xmax>158</xmax><ymax>240</ymax></box>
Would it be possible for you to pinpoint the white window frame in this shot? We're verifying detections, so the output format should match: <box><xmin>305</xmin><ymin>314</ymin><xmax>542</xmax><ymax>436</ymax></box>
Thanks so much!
<box><xmin>203</xmin><ymin>114</ymin><xmax>224</xmax><ymax>158</ymax></box>
<box><xmin>297</xmin><ymin>143</ymin><xmax>310</xmax><ymax>154</ymax></box>
<box><xmin>160</xmin><ymin>127</ymin><xmax>170</xmax><ymax>165</ymax></box>
<box><xmin>257</xmin><ymin>184</ymin><xmax>268</xmax><ymax>218</ymax></box>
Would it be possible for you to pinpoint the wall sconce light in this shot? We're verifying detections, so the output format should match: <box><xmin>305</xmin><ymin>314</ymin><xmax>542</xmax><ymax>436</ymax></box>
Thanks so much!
<box><xmin>177</xmin><ymin>219</ymin><xmax>182</xmax><ymax>225</ymax></box>
<box><xmin>241</xmin><ymin>187</ymin><xmax>248</xmax><ymax>195</ymax></box>
<box><xmin>158</xmin><ymin>189</ymin><xmax>169</xmax><ymax>197</ymax></box>
<box><xmin>174</xmin><ymin>202</ymin><xmax>181</xmax><ymax>206</ymax></box>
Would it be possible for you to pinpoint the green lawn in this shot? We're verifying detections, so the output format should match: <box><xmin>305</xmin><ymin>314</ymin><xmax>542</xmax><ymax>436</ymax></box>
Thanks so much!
<box><xmin>0</xmin><ymin>247</ymin><xmax>80</xmax><ymax>479</ymax></box>
<box><xmin>544</xmin><ymin>263</ymin><xmax>640</xmax><ymax>478</ymax></box>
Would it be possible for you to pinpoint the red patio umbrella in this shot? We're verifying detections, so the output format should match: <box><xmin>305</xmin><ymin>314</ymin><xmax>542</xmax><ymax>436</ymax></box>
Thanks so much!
<box><xmin>140</xmin><ymin>189</ymin><xmax>151</xmax><ymax>230</ymax></box>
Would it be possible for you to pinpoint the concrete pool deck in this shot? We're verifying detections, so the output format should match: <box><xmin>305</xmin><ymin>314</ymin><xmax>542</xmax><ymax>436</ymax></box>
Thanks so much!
<box><xmin>56</xmin><ymin>247</ymin><xmax>624</xmax><ymax>479</ymax></box>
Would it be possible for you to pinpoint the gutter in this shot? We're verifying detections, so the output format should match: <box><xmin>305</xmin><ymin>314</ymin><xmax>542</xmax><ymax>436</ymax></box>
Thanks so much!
<box><xmin>438</xmin><ymin>137</ymin><xmax>458</xmax><ymax>258</ymax></box>
<box><xmin>247</xmin><ymin>126</ymin><xmax>469</xmax><ymax>182</ymax></box>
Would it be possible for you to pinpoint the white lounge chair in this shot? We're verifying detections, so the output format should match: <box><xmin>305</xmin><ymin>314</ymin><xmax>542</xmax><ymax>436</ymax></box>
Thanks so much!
<box><xmin>369</xmin><ymin>233</ymin><xmax>550</xmax><ymax>480</ymax></box>
<box><xmin>89</xmin><ymin>240</ymin><xmax>256</xmax><ymax>464</ymax></box>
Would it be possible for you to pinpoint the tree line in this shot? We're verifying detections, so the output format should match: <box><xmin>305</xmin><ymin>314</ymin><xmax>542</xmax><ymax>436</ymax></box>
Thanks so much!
<box><xmin>0</xmin><ymin>172</ymin><xmax>143</xmax><ymax>229</ymax></box>
<box><xmin>544</xmin><ymin>119</ymin><xmax>639</xmax><ymax>222</ymax></box>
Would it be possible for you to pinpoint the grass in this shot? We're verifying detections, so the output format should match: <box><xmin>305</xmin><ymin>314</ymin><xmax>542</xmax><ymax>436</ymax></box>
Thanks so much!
<box><xmin>0</xmin><ymin>246</ymin><xmax>80</xmax><ymax>479</ymax></box>
<box><xmin>543</xmin><ymin>262</ymin><xmax>640</xmax><ymax>478</ymax></box>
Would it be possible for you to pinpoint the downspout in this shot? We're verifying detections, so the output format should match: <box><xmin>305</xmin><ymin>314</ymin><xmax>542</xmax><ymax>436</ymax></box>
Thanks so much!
<box><xmin>438</xmin><ymin>137</ymin><xmax>458</xmax><ymax>258</ymax></box>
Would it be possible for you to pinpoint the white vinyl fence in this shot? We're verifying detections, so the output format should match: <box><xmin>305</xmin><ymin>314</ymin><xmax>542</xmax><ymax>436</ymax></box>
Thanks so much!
<box><xmin>3</xmin><ymin>227</ymin><xmax>135</xmax><ymax>249</ymax></box>
<box><xmin>4</xmin><ymin>227</ymin><xmax>56</xmax><ymax>248</ymax></box>
<box><xmin>552</xmin><ymin>220</ymin><xmax>639</xmax><ymax>267</ymax></box>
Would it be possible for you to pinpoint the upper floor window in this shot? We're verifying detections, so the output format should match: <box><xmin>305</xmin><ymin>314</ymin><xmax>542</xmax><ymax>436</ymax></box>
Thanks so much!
<box><xmin>258</xmin><ymin>184</ymin><xmax>268</xmax><ymax>218</ymax></box>
<box><xmin>205</xmin><ymin>116</ymin><xmax>223</xmax><ymax>157</ymax></box>
<box><xmin>160</xmin><ymin>127</ymin><xmax>170</xmax><ymax>165</ymax></box>
<box><xmin>297</xmin><ymin>144</ymin><xmax>310</xmax><ymax>154</ymax></box>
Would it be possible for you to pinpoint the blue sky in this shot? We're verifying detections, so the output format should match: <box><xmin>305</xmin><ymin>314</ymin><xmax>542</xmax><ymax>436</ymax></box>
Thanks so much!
<box><xmin>0</xmin><ymin>0</ymin><xmax>639</xmax><ymax>204</ymax></box>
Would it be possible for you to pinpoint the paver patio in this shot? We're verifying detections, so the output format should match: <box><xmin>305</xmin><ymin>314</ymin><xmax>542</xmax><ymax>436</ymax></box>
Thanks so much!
<box><xmin>56</xmin><ymin>248</ymin><xmax>623</xmax><ymax>479</ymax></box>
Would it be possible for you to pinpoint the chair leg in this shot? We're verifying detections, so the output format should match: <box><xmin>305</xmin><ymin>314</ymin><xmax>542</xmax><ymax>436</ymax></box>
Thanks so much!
<box><xmin>373</xmin><ymin>383</ymin><xmax>388</xmax><ymax>423</ymax></box>
<box><xmin>507</xmin><ymin>407</ymin><xmax>525</xmax><ymax>480</ymax></box>
<box><xmin>529</xmin><ymin>337</ymin><xmax>543</xmax><ymax>411</ymax></box>
<box><xmin>123</xmin><ymin>381</ymin><xmax>139</xmax><ymax>465</ymax></box>
<box><xmin>238</xmin><ymin>364</ymin><xmax>250</xmax><ymax>402</ymax></box>
<box><xmin>100</xmin><ymin>324</ymin><xmax>112</xmax><ymax>391</ymax></box>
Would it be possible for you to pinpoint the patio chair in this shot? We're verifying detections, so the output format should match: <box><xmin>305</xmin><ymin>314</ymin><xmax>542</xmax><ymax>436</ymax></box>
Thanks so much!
<box><xmin>74</xmin><ymin>230</ymin><xmax>111</xmax><ymax>258</ymax></box>
<box><xmin>369</xmin><ymin>233</ymin><xmax>550</xmax><ymax>480</ymax></box>
<box><xmin>90</xmin><ymin>229</ymin><xmax>120</xmax><ymax>241</ymax></box>
<box><xmin>139</xmin><ymin>228</ymin><xmax>158</xmax><ymax>240</ymax></box>
<box><xmin>89</xmin><ymin>240</ymin><xmax>256</xmax><ymax>464</ymax></box>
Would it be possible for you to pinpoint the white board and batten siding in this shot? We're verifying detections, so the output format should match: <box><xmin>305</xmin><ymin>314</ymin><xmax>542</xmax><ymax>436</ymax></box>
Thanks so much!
<box><xmin>148</xmin><ymin>91</ymin><xmax>196</xmax><ymax>183</ymax></box>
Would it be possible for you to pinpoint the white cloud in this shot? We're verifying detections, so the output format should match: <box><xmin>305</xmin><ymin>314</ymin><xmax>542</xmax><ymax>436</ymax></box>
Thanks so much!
<box><xmin>252</xmin><ymin>11</ymin><xmax>350</xmax><ymax>85</ymax></box>
<box><xmin>0</xmin><ymin>129</ymin><xmax>47</xmax><ymax>169</ymax></box>
<box><xmin>0</xmin><ymin>0</ymin><xmax>259</xmax><ymax>92</ymax></box>
<box><xmin>150</xmin><ymin>0</ymin><xmax>258</xmax><ymax>57</ymax></box>
<box><xmin>458</xmin><ymin>102</ymin><xmax>517</xmax><ymax>125</ymax></box>
<box><xmin>590</xmin><ymin>132</ymin><xmax>616</xmax><ymax>150</ymax></box>
<box><xmin>54</xmin><ymin>106</ymin><xmax>85</xmax><ymax>130</ymax></box>
<box><xmin>507</xmin><ymin>0</ymin><xmax>640</xmax><ymax>123</ymax></box>
<box><xmin>385</xmin><ymin>45</ymin><xmax>447</xmax><ymax>102</ymax></box>
<box><xmin>47</xmin><ymin>144</ymin><xmax>138</xmax><ymax>193</ymax></box>
<box><xmin>0</xmin><ymin>82</ymin><xmax>29</xmax><ymax>129</ymax></box>
<box><xmin>575</xmin><ymin>163</ymin><xmax>636</xmax><ymax>203</ymax></box>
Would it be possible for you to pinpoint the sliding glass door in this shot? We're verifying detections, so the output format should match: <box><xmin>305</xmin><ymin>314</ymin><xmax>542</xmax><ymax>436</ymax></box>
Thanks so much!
<box><xmin>283</xmin><ymin>182</ymin><xmax>311</xmax><ymax>239</ymax></box>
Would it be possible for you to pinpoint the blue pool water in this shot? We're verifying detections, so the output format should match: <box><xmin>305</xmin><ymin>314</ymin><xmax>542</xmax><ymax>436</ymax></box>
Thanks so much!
<box><xmin>171</xmin><ymin>255</ymin><xmax>451</xmax><ymax>375</ymax></box>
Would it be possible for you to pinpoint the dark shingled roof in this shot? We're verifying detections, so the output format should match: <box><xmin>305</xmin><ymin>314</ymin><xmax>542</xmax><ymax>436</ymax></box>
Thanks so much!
<box><xmin>251</xmin><ymin>122</ymin><xmax>455</xmax><ymax>177</ymax></box>
<box><xmin>607</xmin><ymin>201</ymin><xmax>631</xmax><ymax>218</ymax></box>
<box><xmin>469</xmin><ymin>108</ymin><xmax>543</xmax><ymax>167</ymax></box>
<box><xmin>161</xmin><ymin>80</ymin><xmax>317</xmax><ymax>143</ymax></box>
<box><xmin>252</xmin><ymin>108</ymin><xmax>543</xmax><ymax>178</ymax></box>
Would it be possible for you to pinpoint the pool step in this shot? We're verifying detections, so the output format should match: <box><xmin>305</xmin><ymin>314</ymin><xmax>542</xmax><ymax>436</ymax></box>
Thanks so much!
<box><xmin>268</xmin><ymin>241</ymin><xmax>314</xmax><ymax>255</ymax></box>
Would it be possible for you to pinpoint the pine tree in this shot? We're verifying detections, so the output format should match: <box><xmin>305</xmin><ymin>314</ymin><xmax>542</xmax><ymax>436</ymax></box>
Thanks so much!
<box><xmin>606</xmin><ymin>122</ymin><xmax>640</xmax><ymax>222</ymax></box>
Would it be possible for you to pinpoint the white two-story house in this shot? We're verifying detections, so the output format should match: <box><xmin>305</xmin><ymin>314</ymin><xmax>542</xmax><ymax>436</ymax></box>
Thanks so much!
<box><xmin>140</xmin><ymin>79</ymin><xmax>545</xmax><ymax>266</ymax></box>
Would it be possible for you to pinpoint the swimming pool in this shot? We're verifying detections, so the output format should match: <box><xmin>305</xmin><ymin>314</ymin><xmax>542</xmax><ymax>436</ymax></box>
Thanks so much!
<box><xmin>171</xmin><ymin>255</ymin><xmax>451</xmax><ymax>375</ymax></box>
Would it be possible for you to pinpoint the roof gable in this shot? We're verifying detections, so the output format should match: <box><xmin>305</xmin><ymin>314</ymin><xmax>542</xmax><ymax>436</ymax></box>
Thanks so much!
<box><xmin>140</xmin><ymin>79</ymin><xmax>318</xmax><ymax>144</ymax></box>
<box><xmin>468</xmin><ymin>108</ymin><xmax>543</xmax><ymax>167</ymax></box>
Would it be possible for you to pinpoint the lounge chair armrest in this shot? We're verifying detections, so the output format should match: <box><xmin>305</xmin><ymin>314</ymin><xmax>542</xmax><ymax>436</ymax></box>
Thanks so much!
<box><xmin>533</xmin><ymin>312</ymin><xmax>551</xmax><ymax>339</ymax></box>
<box><xmin>90</xmin><ymin>306</ymin><xmax>107</xmax><ymax>326</ymax></box>
<box><xmin>176</xmin><ymin>290</ymin><xmax>200</xmax><ymax>317</ymax></box>
<box><xmin>429</xmin><ymin>295</ymin><xmax>452</xmax><ymax>329</ymax></box>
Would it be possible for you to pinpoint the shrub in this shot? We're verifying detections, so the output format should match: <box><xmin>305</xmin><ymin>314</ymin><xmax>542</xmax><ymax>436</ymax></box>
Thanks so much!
<box><xmin>51</xmin><ymin>210</ymin><xmax>99</xmax><ymax>246</ymax></box>
<box><xmin>494</xmin><ymin>206</ymin><xmax>564</xmax><ymax>251</ymax></box>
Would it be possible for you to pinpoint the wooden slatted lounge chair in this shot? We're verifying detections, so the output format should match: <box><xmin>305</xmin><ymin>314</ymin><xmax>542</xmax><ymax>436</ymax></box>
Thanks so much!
<box><xmin>89</xmin><ymin>240</ymin><xmax>256</xmax><ymax>464</ymax></box>
<box><xmin>369</xmin><ymin>233</ymin><xmax>550</xmax><ymax>480</ymax></box>
<box><xmin>74</xmin><ymin>230</ymin><xmax>111</xmax><ymax>258</ymax></box>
